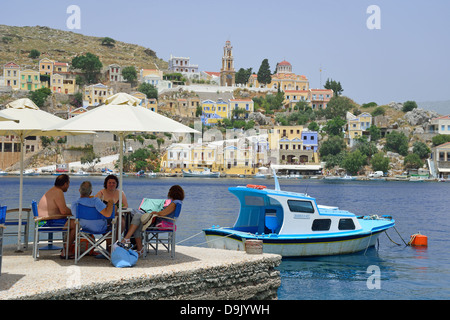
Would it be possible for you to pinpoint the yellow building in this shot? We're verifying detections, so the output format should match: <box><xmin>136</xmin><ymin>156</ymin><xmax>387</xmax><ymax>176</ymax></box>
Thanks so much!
<box><xmin>39</xmin><ymin>58</ymin><xmax>54</xmax><ymax>75</ymax></box>
<box><xmin>50</xmin><ymin>73</ymin><xmax>77</xmax><ymax>94</ymax></box>
<box><xmin>201</xmin><ymin>99</ymin><xmax>229</xmax><ymax>125</ymax></box>
<box><xmin>248</xmin><ymin>60</ymin><xmax>309</xmax><ymax>92</ymax></box>
<box><xmin>20</xmin><ymin>69</ymin><xmax>42</xmax><ymax>91</ymax></box>
<box><xmin>309</xmin><ymin>89</ymin><xmax>333</xmax><ymax>110</ymax></box>
<box><xmin>131</xmin><ymin>92</ymin><xmax>158</xmax><ymax>112</ymax></box>
<box><xmin>83</xmin><ymin>83</ymin><xmax>113</xmax><ymax>106</ymax></box>
<box><xmin>54</xmin><ymin>62</ymin><xmax>69</xmax><ymax>73</ymax></box>
<box><xmin>346</xmin><ymin>112</ymin><xmax>372</xmax><ymax>145</ymax></box>
<box><xmin>3</xmin><ymin>62</ymin><xmax>20</xmax><ymax>90</ymax></box>
<box><xmin>284</xmin><ymin>90</ymin><xmax>309</xmax><ymax>109</ymax></box>
<box><xmin>228</xmin><ymin>99</ymin><xmax>254</xmax><ymax>119</ymax></box>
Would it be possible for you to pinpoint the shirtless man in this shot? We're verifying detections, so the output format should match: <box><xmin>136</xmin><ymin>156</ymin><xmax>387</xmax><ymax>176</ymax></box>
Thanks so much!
<box><xmin>38</xmin><ymin>174</ymin><xmax>75</xmax><ymax>258</ymax></box>
<box><xmin>38</xmin><ymin>174</ymin><xmax>72</xmax><ymax>217</ymax></box>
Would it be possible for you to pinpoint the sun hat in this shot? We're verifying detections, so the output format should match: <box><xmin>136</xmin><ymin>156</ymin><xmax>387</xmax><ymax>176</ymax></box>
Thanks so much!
<box><xmin>141</xmin><ymin>212</ymin><xmax>157</xmax><ymax>231</ymax></box>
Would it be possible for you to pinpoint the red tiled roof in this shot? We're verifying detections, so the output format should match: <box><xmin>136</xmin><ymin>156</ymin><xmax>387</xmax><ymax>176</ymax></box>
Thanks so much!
<box><xmin>278</xmin><ymin>60</ymin><xmax>291</xmax><ymax>66</ymax></box>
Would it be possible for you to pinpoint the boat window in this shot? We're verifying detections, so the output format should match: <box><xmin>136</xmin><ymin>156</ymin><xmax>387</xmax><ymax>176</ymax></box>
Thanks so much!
<box><xmin>287</xmin><ymin>200</ymin><xmax>315</xmax><ymax>213</ymax></box>
<box><xmin>312</xmin><ymin>219</ymin><xmax>331</xmax><ymax>231</ymax></box>
<box><xmin>338</xmin><ymin>218</ymin><xmax>355</xmax><ymax>230</ymax></box>
<box><xmin>244</xmin><ymin>196</ymin><xmax>265</xmax><ymax>206</ymax></box>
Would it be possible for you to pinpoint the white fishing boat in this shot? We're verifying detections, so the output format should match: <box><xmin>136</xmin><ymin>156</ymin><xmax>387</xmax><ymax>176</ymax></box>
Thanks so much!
<box><xmin>182</xmin><ymin>168</ymin><xmax>220</xmax><ymax>178</ymax></box>
<box><xmin>203</xmin><ymin>170</ymin><xmax>395</xmax><ymax>257</ymax></box>
<box><xmin>72</xmin><ymin>170</ymin><xmax>90</xmax><ymax>176</ymax></box>
<box><xmin>0</xmin><ymin>170</ymin><xmax>7</xmax><ymax>176</ymax></box>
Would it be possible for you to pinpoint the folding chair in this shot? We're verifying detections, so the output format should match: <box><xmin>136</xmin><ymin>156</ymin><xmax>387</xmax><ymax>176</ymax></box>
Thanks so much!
<box><xmin>31</xmin><ymin>200</ymin><xmax>70</xmax><ymax>260</ymax></box>
<box><xmin>3</xmin><ymin>207</ymin><xmax>31</xmax><ymax>250</ymax></box>
<box><xmin>142</xmin><ymin>201</ymin><xmax>182</xmax><ymax>259</ymax></box>
<box><xmin>0</xmin><ymin>206</ymin><xmax>6</xmax><ymax>276</ymax></box>
<box><xmin>74</xmin><ymin>203</ymin><xmax>116</xmax><ymax>264</ymax></box>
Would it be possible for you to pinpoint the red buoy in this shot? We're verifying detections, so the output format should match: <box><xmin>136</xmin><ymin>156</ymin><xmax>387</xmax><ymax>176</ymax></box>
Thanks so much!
<box><xmin>410</xmin><ymin>233</ymin><xmax>428</xmax><ymax>246</ymax></box>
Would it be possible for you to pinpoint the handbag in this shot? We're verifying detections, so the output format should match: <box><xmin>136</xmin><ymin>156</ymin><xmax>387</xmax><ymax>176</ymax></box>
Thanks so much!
<box><xmin>111</xmin><ymin>245</ymin><xmax>138</xmax><ymax>268</ymax></box>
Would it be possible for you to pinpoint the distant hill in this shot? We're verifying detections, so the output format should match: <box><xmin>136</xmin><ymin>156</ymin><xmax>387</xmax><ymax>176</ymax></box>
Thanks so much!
<box><xmin>418</xmin><ymin>100</ymin><xmax>450</xmax><ymax>116</ymax></box>
<box><xmin>0</xmin><ymin>25</ymin><xmax>167</xmax><ymax>70</ymax></box>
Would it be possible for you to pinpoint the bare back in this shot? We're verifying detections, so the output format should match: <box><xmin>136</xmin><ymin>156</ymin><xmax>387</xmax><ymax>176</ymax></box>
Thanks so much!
<box><xmin>38</xmin><ymin>186</ymin><xmax>71</xmax><ymax>217</ymax></box>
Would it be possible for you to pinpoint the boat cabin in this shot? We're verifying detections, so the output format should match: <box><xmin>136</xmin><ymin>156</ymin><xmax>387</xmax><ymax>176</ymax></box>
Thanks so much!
<box><xmin>229</xmin><ymin>185</ymin><xmax>362</xmax><ymax>236</ymax></box>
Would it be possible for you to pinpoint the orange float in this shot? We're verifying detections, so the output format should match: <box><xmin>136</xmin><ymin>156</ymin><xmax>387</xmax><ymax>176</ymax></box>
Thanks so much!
<box><xmin>409</xmin><ymin>233</ymin><xmax>428</xmax><ymax>246</ymax></box>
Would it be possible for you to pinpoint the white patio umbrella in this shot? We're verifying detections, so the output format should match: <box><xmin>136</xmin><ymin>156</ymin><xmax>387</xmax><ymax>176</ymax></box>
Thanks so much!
<box><xmin>0</xmin><ymin>98</ymin><xmax>90</xmax><ymax>251</ymax></box>
<box><xmin>46</xmin><ymin>93</ymin><xmax>199</xmax><ymax>237</ymax></box>
<box><xmin>0</xmin><ymin>110</ymin><xmax>19</xmax><ymax>122</ymax></box>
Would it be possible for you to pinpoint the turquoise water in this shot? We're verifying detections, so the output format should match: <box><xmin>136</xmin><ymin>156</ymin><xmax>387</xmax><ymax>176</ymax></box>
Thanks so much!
<box><xmin>1</xmin><ymin>176</ymin><xmax>449</xmax><ymax>300</ymax></box>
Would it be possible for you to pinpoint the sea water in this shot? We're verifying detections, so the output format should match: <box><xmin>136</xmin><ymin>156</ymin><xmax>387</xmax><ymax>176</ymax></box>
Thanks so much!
<box><xmin>1</xmin><ymin>176</ymin><xmax>449</xmax><ymax>300</ymax></box>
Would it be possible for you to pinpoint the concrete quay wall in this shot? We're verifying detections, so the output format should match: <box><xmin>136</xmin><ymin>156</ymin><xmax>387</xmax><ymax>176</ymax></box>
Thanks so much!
<box><xmin>0</xmin><ymin>245</ymin><xmax>281</xmax><ymax>300</ymax></box>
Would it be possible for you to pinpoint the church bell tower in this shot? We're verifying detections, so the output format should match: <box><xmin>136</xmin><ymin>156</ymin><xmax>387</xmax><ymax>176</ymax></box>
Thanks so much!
<box><xmin>220</xmin><ymin>40</ymin><xmax>235</xmax><ymax>87</ymax></box>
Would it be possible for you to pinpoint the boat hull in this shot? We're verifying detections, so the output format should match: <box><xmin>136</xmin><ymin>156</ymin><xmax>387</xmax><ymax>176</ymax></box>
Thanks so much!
<box><xmin>203</xmin><ymin>228</ymin><xmax>388</xmax><ymax>257</ymax></box>
<box><xmin>182</xmin><ymin>172</ymin><xmax>220</xmax><ymax>178</ymax></box>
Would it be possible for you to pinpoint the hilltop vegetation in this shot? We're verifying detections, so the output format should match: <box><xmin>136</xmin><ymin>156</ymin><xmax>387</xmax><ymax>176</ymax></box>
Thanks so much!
<box><xmin>0</xmin><ymin>25</ymin><xmax>167</xmax><ymax>70</ymax></box>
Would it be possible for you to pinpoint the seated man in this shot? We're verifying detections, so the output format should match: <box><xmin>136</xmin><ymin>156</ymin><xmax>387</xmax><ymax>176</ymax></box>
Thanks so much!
<box><xmin>72</xmin><ymin>181</ymin><xmax>114</xmax><ymax>257</ymax></box>
<box><xmin>37</xmin><ymin>174</ymin><xmax>75</xmax><ymax>258</ymax></box>
<box><xmin>38</xmin><ymin>174</ymin><xmax>72</xmax><ymax>217</ymax></box>
<box><xmin>72</xmin><ymin>181</ymin><xmax>114</xmax><ymax>231</ymax></box>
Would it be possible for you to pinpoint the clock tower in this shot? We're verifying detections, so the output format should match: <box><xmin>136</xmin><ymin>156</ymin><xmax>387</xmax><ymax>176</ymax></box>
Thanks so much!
<box><xmin>220</xmin><ymin>40</ymin><xmax>235</xmax><ymax>87</ymax></box>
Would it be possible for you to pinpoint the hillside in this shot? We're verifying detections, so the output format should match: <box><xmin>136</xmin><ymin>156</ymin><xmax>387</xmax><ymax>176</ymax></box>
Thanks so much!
<box><xmin>0</xmin><ymin>25</ymin><xmax>167</xmax><ymax>70</ymax></box>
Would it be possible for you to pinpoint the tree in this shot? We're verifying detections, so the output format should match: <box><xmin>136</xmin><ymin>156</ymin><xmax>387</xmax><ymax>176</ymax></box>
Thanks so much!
<box><xmin>402</xmin><ymin>100</ymin><xmax>418</xmax><ymax>113</ymax></box>
<box><xmin>122</xmin><ymin>66</ymin><xmax>137</xmax><ymax>84</ymax></box>
<box><xmin>257</xmin><ymin>59</ymin><xmax>272</xmax><ymax>86</ymax></box>
<box><xmin>80</xmin><ymin>145</ymin><xmax>101</xmax><ymax>171</ymax></box>
<box><xmin>71</xmin><ymin>52</ymin><xmax>103</xmax><ymax>83</ymax></box>
<box><xmin>70</xmin><ymin>92</ymin><xmax>83</xmax><ymax>108</ymax></box>
<box><xmin>432</xmin><ymin>134</ymin><xmax>450</xmax><ymax>146</ymax></box>
<box><xmin>308</xmin><ymin>121</ymin><xmax>319</xmax><ymax>131</ymax></box>
<box><xmin>319</xmin><ymin>136</ymin><xmax>346</xmax><ymax>158</ymax></box>
<box><xmin>385</xmin><ymin>131</ymin><xmax>409</xmax><ymax>156</ymax></box>
<box><xmin>323</xmin><ymin>96</ymin><xmax>354</xmax><ymax>119</ymax></box>
<box><xmin>342</xmin><ymin>150</ymin><xmax>367</xmax><ymax>175</ymax></box>
<box><xmin>355</xmin><ymin>136</ymin><xmax>377</xmax><ymax>159</ymax></box>
<box><xmin>29</xmin><ymin>49</ymin><xmax>41</xmax><ymax>59</ymax></box>
<box><xmin>137</xmin><ymin>82</ymin><xmax>158</xmax><ymax>99</ymax></box>
<box><xmin>371</xmin><ymin>152</ymin><xmax>390</xmax><ymax>172</ymax></box>
<box><xmin>323</xmin><ymin>117</ymin><xmax>346</xmax><ymax>137</ymax></box>
<box><xmin>28</xmin><ymin>87</ymin><xmax>51</xmax><ymax>107</ymax></box>
<box><xmin>235</xmin><ymin>68</ymin><xmax>252</xmax><ymax>85</ymax></box>
<box><xmin>404</xmin><ymin>153</ymin><xmax>423</xmax><ymax>169</ymax></box>
<box><xmin>101</xmin><ymin>37</ymin><xmax>116</xmax><ymax>47</ymax></box>
<box><xmin>368</xmin><ymin>125</ymin><xmax>381</xmax><ymax>142</ymax></box>
<box><xmin>324</xmin><ymin>78</ymin><xmax>343</xmax><ymax>96</ymax></box>
<box><xmin>412</xmin><ymin>141</ymin><xmax>431</xmax><ymax>159</ymax></box>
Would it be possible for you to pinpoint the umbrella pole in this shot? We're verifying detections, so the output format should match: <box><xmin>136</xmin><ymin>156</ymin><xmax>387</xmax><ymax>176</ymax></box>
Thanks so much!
<box><xmin>118</xmin><ymin>133</ymin><xmax>124</xmax><ymax>241</ymax></box>
<box><xmin>16</xmin><ymin>135</ymin><xmax>24</xmax><ymax>252</ymax></box>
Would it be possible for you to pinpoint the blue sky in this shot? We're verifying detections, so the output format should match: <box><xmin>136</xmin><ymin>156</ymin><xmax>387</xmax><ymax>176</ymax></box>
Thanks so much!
<box><xmin>1</xmin><ymin>0</ymin><xmax>449</xmax><ymax>105</ymax></box>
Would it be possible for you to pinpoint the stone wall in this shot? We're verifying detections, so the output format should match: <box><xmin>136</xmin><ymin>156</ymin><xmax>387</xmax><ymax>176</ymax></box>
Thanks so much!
<box><xmin>19</xmin><ymin>256</ymin><xmax>281</xmax><ymax>300</ymax></box>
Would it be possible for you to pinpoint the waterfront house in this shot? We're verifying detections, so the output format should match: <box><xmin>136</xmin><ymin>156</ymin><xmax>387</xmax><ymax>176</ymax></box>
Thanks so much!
<box><xmin>284</xmin><ymin>90</ymin><xmax>309</xmax><ymax>109</ymax></box>
<box><xmin>39</xmin><ymin>58</ymin><xmax>54</xmax><ymax>75</ymax></box>
<box><xmin>168</xmin><ymin>55</ymin><xmax>199</xmax><ymax>75</ymax></box>
<box><xmin>3</xmin><ymin>62</ymin><xmax>20</xmax><ymax>90</ymax></box>
<box><xmin>83</xmin><ymin>83</ymin><xmax>113</xmax><ymax>106</ymax></box>
<box><xmin>229</xmin><ymin>99</ymin><xmax>254</xmax><ymax>119</ymax></box>
<box><xmin>429</xmin><ymin>115</ymin><xmax>450</xmax><ymax>134</ymax></box>
<box><xmin>107</xmin><ymin>64</ymin><xmax>123</xmax><ymax>82</ymax></box>
<box><xmin>201</xmin><ymin>99</ymin><xmax>229</xmax><ymax>126</ymax></box>
<box><xmin>54</xmin><ymin>62</ymin><xmax>69</xmax><ymax>73</ymax></box>
<box><xmin>346</xmin><ymin>112</ymin><xmax>372</xmax><ymax>147</ymax></box>
<box><xmin>309</xmin><ymin>89</ymin><xmax>333</xmax><ymax>110</ymax></box>
<box><xmin>50</xmin><ymin>72</ymin><xmax>77</xmax><ymax>94</ymax></box>
<box><xmin>431</xmin><ymin>141</ymin><xmax>450</xmax><ymax>179</ymax></box>
<box><xmin>19</xmin><ymin>69</ymin><xmax>42</xmax><ymax>91</ymax></box>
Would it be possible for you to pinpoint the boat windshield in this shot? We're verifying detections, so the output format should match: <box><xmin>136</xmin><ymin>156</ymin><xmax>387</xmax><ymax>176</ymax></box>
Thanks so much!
<box><xmin>232</xmin><ymin>192</ymin><xmax>283</xmax><ymax>234</ymax></box>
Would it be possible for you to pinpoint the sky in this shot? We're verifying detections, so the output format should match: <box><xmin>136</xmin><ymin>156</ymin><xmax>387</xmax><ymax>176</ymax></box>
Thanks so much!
<box><xmin>1</xmin><ymin>0</ymin><xmax>449</xmax><ymax>106</ymax></box>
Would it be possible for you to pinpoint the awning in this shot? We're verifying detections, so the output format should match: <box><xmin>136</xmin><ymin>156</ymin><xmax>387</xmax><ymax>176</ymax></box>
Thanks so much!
<box><xmin>437</xmin><ymin>168</ymin><xmax>450</xmax><ymax>172</ymax></box>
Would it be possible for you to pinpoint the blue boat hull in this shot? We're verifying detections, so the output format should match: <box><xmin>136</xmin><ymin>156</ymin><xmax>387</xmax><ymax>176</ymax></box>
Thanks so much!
<box><xmin>203</xmin><ymin>219</ymin><xmax>394</xmax><ymax>257</ymax></box>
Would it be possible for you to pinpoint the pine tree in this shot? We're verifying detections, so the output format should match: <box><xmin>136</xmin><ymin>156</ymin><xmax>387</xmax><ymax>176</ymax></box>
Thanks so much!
<box><xmin>257</xmin><ymin>59</ymin><xmax>272</xmax><ymax>85</ymax></box>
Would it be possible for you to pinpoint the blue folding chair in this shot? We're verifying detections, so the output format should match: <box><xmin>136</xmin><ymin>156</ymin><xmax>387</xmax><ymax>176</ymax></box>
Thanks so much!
<box><xmin>31</xmin><ymin>200</ymin><xmax>70</xmax><ymax>260</ymax></box>
<box><xmin>2</xmin><ymin>207</ymin><xmax>31</xmax><ymax>250</ymax></box>
<box><xmin>142</xmin><ymin>201</ymin><xmax>182</xmax><ymax>259</ymax></box>
<box><xmin>0</xmin><ymin>206</ymin><xmax>6</xmax><ymax>276</ymax></box>
<box><xmin>74</xmin><ymin>203</ymin><xmax>116</xmax><ymax>264</ymax></box>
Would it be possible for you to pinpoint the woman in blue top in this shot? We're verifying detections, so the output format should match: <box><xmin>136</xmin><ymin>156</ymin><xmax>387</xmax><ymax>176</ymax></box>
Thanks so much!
<box><xmin>120</xmin><ymin>185</ymin><xmax>184</xmax><ymax>257</ymax></box>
